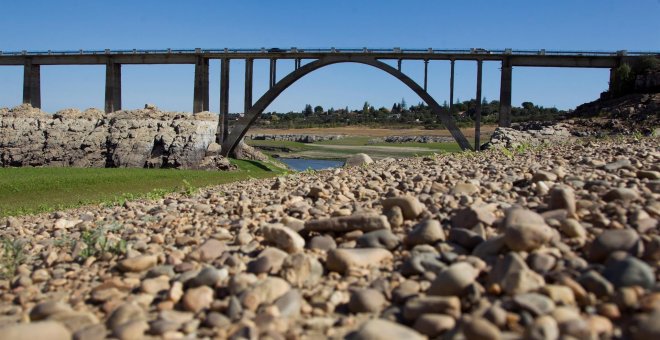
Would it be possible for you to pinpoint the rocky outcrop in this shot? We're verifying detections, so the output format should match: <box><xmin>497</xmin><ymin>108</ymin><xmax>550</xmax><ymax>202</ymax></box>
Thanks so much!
<box><xmin>378</xmin><ymin>136</ymin><xmax>454</xmax><ymax>144</ymax></box>
<box><xmin>485</xmin><ymin>122</ymin><xmax>572</xmax><ymax>149</ymax></box>
<box><xmin>247</xmin><ymin>134</ymin><xmax>344</xmax><ymax>143</ymax></box>
<box><xmin>0</xmin><ymin>104</ymin><xmax>236</xmax><ymax>170</ymax></box>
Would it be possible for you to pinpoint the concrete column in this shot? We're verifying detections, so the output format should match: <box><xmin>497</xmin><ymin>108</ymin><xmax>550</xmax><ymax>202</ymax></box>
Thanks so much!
<box><xmin>217</xmin><ymin>58</ymin><xmax>230</xmax><ymax>143</ymax></box>
<box><xmin>449</xmin><ymin>59</ymin><xmax>455</xmax><ymax>110</ymax></box>
<box><xmin>104</xmin><ymin>61</ymin><xmax>121</xmax><ymax>113</ymax></box>
<box><xmin>397</xmin><ymin>59</ymin><xmax>402</xmax><ymax>72</ymax></box>
<box><xmin>423</xmin><ymin>60</ymin><xmax>429</xmax><ymax>92</ymax></box>
<box><xmin>22</xmin><ymin>60</ymin><xmax>41</xmax><ymax>108</ymax></box>
<box><xmin>498</xmin><ymin>58</ymin><xmax>512</xmax><ymax>127</ymax></box>
<box><xmin>475</xmin><ymin>60</ymin><xmax>483</xmax><ymax>151</ymax></box>
<box><xmin>294</xmin><ymin>58</ymin><xmax>301</xmax><ymax>70</ymax></box>
<box><xmin>244</xmin><ymin>58</ymin><xmax>253</xmax><ymax>112</ymax></box>
<box><xmin>193</xmin><ymin>56</ymin><xmax>209</xmax><ymax>113</ymax></box>
<box><xmin>269</xmin><ymin>59</ymin><xmax>277</xmax><ymax>88</ymax></box>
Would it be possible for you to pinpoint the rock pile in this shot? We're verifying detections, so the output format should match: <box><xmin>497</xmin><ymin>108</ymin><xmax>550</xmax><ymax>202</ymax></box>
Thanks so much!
<box><xmin>248</xmin><ymin>134</ymin><xmax>345</xmax><ymax>143</ymax></box>
<box><xmin>0</xmin><ymin>104</ymin><xmax>236</xmax><ymax>170</ymax></box>
<box><xmin>486</xmin><ymin>121</ymin><xmax>572</xmax><ymax>149</ymax></box>
<box><xmin>0</xmin><ymin>136</ymin><xmax>659</xmax><ymax>339</ymax></box>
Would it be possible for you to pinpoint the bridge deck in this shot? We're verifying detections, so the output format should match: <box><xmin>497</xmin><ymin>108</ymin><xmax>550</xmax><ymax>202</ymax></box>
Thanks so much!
<box><xmin>0</xmin><ymin>48</ymin><xmax>658</xmax><ymax>68</ymax></box>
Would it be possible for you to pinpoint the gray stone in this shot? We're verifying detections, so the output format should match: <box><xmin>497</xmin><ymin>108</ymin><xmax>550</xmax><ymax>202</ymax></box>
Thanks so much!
<box><xmin>451</xmin><ymin>205</ymin><xmax>496</xmax><ymax>229</ymax></box>
<box><xmin>603</xmin><ymin>188</ymin><xmax>640</xmax><ymax>202</ymax></box>
<box><xmin>344</xmin><ymin>153</ymin><xmax>373</xmax><ymax>167</ymax></box>
<box><xmin>405</xmin><ymin>219</ymin><xmax>445</xmax><ymax>246</ymax></box>
<box><xmin>357</xmin><ymin>229</ymin><xmax>400</xmax><ymax>250</ymax></box>
<box><xmin>106</xmin><ymin>302</ymin><xmax>145</xmax><ymax>330</ymax></box>
<box><xmin>428</xmin><ymin>262</ymin><xmax>479</xmax><ymax>297</ymax></box>
<box><xmin>513</xmin><ymin>293</ymin><xmax>556</xmax><ymax>316</ymax></box>
<box><xmin>261</xmin><ymin>223</ymin><xmax>305</xmax><ymax>253</ymax></box>
<box><xmin>348</xmin><ymin>289</ymin><xmax>387</xmax><ymax>314</ymax></box>
<box><xmin>305</xmin><ymin>214</ymin><xmax>390</xmax><ymax>233</ymax></box>
<box><xmin>413</xmin><ymin>313</ymin><xmax>456</xmax><ymax>337</ymax></box>
<box><xmin>326</xmin><ymin>248</ymin><xmax>393</xmax><ymax>274</ymax></box>
<box><xmin>502</xmin><ymin>208</ymin><xmax>553</xmax><ymax>252</ymax></box>
<box><xmin>382</xmin><ymin>196</ymin><xmax>424</xmax><ymax>220</ymax></box>
<box><xmin>308</xmin><ymin>235</ymin><xmax>337</xmax><ymax>251</ymax></box>
<box><xmin>2</xmin><ymin>321</ymin><xmax>72</xmax><ymax>340</ymax></box>
<box><xmin>589</xmin><ymin>229</ymin><xmax>642</xmax><ymax>262</ymax></box>
<box><xmin>549</xmin><ymin>186</ymin><xmax>576</xmax><ymax>216</ymax></box>
<box><xmin>602</xmin><ymin>256</ymin><xmax>655</xmax><ymax>289</ymax></box>
<box><xmin>274</xmin><ymin>289</ymin><xmax>302</xmax><ymax>318</ymax></box>
<box><xmin>29</xmin><ymin>301</ymin><xmax>73</xmax><ymax>321</ymax></box>
<box><xmin>463</xmin><ymin>317</ymin><xmax>501</xmax><ymax>340</ymax></box>
<box><xmin>349</xmin><ymin>319</ymin><xmax>425</xmax><ymax>340</ymax></box>
<box><xmin>403</xmin><ymin>296</ymin><xmax>461</xmax><ymax>320</ymax></box>
<box><xmin>280</xmin><ymin>253</ymin><xmax>323</xmax><ymax>287</ymax></box>
<box><xmin>578</xmin><ymin>271</ymin><xmax>614</xmax><ymax>298</ymax></box>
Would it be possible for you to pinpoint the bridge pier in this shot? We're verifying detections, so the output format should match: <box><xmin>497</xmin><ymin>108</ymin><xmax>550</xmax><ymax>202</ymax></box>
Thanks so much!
<box><xmin>22</xmin><ymin>60</ymin><xmax>41</xmax><ymax>109</ymax></box>
<box><xmin>397</xmin><ymin>59</ymin><xmax>402</xmax><ymax>72</ymax></box>
<box><xmin>217</xmin><ymin>58</ymin><xmax>230</xmax><ymax>144</ymax></box>
<box><xmin>104</xmin><ymin>61</ymin><xmax>121</xmax><ymax>113</ymax></box>
<box><xmin>449</xmin><ymin>59</ymin><xmax>455</xmax><ymax>110</ymax></box>
<box><xmin>475</xmin><ymin>60</ymin><xmax>483</xmax><ymax>151</ymax></box>
<box><xmin>269</xmin><ymin>59</ymin><xmax>277</xmax><ymax>88</ymax></box>
<box><xmin>423</xmin><ymin>60</ymin><xmax>429</xmax><ymax>91</ymax></box>
<box><xmin>193</xmin><ymin>56</ymin><xmax>209</xmax><ymax>113</ymax></box>
<box><xmin>245</xmin><ymin>58</ymin><xmax>253</xmax><ymax>111</ymax></box>
<box><xmin>498</xmin><ymin>58</ymin><xmax>512</xmax><ymax>127</ymax></box>
<box><xmin>294</xmin><ymin>58</ymin><xmax>301</xmax><ymax>70</ymax></box>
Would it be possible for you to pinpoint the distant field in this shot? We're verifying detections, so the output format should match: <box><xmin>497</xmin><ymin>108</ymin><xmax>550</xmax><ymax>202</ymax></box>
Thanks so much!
<box><xmin>247</xmin><ymin>137</ymin><xmax>465</xmax><ymax>159</ymax></box>
<box><xmin>0</xmin><ymin>160</ymin><xmax>285</xmax><ymax>217</ymax></box>
<box><xmin>251</xmin><ymin>125</ymin><xmax>496</xmax><ymax>138</ymax></box>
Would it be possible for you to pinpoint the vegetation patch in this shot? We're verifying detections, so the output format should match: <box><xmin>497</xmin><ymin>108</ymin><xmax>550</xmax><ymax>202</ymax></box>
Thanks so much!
<box><xmin>0</xmin><ymin>160</ymin><xmax>286</xmax><ymax>217</ymax></box>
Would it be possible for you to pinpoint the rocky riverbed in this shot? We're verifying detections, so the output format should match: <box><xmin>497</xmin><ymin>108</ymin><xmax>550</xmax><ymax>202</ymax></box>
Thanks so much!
<box><xmin>0</xmin><ymin>136</ymin><xmax>659</xmax><ymax>339</ymax></box>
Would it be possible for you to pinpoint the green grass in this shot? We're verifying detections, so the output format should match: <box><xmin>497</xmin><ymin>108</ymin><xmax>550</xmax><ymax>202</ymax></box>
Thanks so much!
<box><xmin>0</xmin><ymin>160</ymin><xmax>286</xmax><ymax>217</ymax></box>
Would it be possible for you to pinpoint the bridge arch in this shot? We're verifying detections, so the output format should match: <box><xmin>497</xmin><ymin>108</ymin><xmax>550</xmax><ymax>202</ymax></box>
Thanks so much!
<box><xmin>221</xmin><ymin>56</ymin><xmax>472</xmax><ymax>156</ymax></box>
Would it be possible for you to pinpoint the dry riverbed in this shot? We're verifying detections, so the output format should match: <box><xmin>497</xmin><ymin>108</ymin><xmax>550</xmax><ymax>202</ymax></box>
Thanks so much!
<box><xmin>0</xmin><ymin>136</ymin><xmax>659</xmax><ymax>339</ymax></box>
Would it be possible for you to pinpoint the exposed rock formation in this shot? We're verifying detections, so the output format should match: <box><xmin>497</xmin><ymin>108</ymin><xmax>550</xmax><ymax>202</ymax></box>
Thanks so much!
<box><xmin>0</xmin><ymin>105</ymin><xmax>243</xmax><ymax>170</ymax></box>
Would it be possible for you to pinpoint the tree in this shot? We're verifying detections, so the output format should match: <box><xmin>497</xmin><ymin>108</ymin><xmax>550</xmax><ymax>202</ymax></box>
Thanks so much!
<box><xmin>362</xmin><ymin>101</ymin><xmax>371</xmax><ymax>114</ymax></box>
<box><xmin>303</xmin><ymin>104</ymin><xmax>313</xmax><ymax>116</ymax></box>
<box><xmin>314</xmin><ymin>105</ymin><xmax>324</xmax><ymax>114</ymax></box>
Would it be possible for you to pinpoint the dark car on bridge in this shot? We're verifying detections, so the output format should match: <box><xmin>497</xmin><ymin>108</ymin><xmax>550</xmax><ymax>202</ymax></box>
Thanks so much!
<box><xmin>268</xmin><ymin>48</ymin><xmax>285</xmax><ymax>53</ymax></box>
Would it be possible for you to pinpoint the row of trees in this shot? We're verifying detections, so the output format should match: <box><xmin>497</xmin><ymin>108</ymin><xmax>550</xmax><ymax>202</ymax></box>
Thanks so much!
<box><xmin>256</xmin><ymin>98</ymin><xmax>565</xmax><ymax>129</ymax></box>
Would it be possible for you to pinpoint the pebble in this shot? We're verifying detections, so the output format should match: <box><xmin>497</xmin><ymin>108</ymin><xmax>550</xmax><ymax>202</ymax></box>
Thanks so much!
<box><xmin>463</xmin><ymin>317</ymin><xmax>501</xmax><ymax>340</ymax></box>
<box><xmin>452</xmin><ymin>182</ymin><xmax>479</xmax><ymax>195</ymax></box>
<box><xmin>382</xmin><ymin>196</ymin><xmax>424</xmax><ymax>219</ymax></box>
<box><xmin>117</xmin><ymin>255</ymin><xmax>158</xmax><ymax>272</ymax></box>
<box><xmin>405</xmin><ymin>219</ymin><xmax>445</xmax><ymax>246</ymax></box>
<box><xmin>524</xmin><ymin>315</ymin><xmax>559</xmax><ymax>340</ymax></box>
<box><xmin>602</xmin><ymin>256</ymin><xmax>655</xmax><ymax>289</ymax></box>
<box><xmin>413</xmin><ymin>313</ymin><xmax>456</xmax><ymax>337</ymax></box>
<box><xmin>241</xmin><ymin>277</ymin><xmax>291</xmax><ymax>311</ymax></box>
<box><xmin>451</xmin><ymin>205</ymin><xmax>496</xmax><ymax>229</ymax></box>
<box><xmin>308</xmin><ymin>235</ymin><xmax>336</xmax><ymax>251</ymax></box>
<box><xmin>513</xmin><ymin>292</ymin><xmax>556</xmax><ymax>316</ymax></box>
<box><xmin>182</xmin><ymin>286</ymin><xmax>214</xmax><ymax>313</ymax></box>
<box><xmin>588</xmin><ymin>229</ymin><xmax>642</xmax><ymax>262</ymax></box>
<box><xmin>549</xmin><ymin>186</ymin><xmax>576</xmax><ymax>216</ymax></box>
<box><xmin>348</xmin><ymin>289</ymin><xmax>387</xmax><ymax>313</ymax></box>
<box><xmin>280</xmin><ymin>253</ymin><xmax>323</xmax><ymax>287</ymax></box>
<box><xmin>2</xmin><ymin>321</ymin><xmax>72</xmax><ymax>340</ymax></box>
<box><xmin>191</xmin><ymin>239</ymin><xmax>226</xmax><ymax>262</ymax></box>
<box><xmin>344</xmin><ymin>153</ymin><xmax>373</xmax><ymax>167</ymax></box>
<box><xmin>350</xmin><ymin>318</ymin><xmax>425</xmax><ymax>340</ymax></box>
<box><xmin>403</xmin><ymin>296</ymin><xmax>461</xmax><ymax>320</ymax></box>
<box><xmin>261</xmin><ymin>223</ymin><xmax>305</xmax><ymax>253</ymax></box>
<box><xmin>29</xmin><ymin>301</ymin><xmax>73</xmax><ymax>321</ymax></box>
<box><xmin>502</xmin><ymin>208</ymin><xmax>553</xmax><ymax>252</ymax></box>
<box><xmin>603</xmin><ymin>188</ymin><xmax>640</xmax><ymax>202</ymax></box>
<box><xmin>357</xmin><ymin>229</ymin><xmax>400</xmax><ymax>250</ymax></box>
<box><xmin>428</xmin><ymin>262</ymin><xmax>479</xmax><ymax>296</ymax></box>
<box><xmin>325</xmin><ymin>248</ymin><xmax>393</xmax><ymax>274</ymax></box>
<box><xmin>304</xmin><ymin>214</ymin><xmax>390</xmax><ymax>233</ymax></box>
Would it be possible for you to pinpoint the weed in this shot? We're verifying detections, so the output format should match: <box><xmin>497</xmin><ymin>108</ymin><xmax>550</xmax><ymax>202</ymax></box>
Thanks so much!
<box><xmin>500</xmin><ymin>147</ymin><xmax>514</xmax><ymax>160</ymax></box>
<box><xmin>0</xmin><ymin>237</ymin><xmax>27</xmax><ymax>279</ymax></box>
<box><xmin>77</xmin><ymin>222</ymin><xmax>127</xmax><ymax>260</ymax></box>
<box><xmin>180</xmin><ymin>179</ymin><xmax>197</xmax><ymax>197</ymax></box>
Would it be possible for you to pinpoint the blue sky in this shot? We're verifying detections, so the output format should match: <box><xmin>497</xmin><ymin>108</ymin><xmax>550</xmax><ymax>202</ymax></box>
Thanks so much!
<box><xmin>1</xmin><ymin>0</ymin><xmax>658</xmax><ymax>113</ymax></box>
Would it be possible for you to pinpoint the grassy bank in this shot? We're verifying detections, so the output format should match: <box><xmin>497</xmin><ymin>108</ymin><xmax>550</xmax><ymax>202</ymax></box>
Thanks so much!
<box><xmin>0</xmin><ymin>160</ymin><xmax>286</xmax><ymax>217</ymax></box>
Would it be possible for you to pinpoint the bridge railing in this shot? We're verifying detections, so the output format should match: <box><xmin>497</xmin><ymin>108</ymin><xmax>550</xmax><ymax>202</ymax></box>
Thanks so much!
<box><xmin>0</xmin><ymin>48</ymin><xmax>658</xmax><ymax>57</ymax></box>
